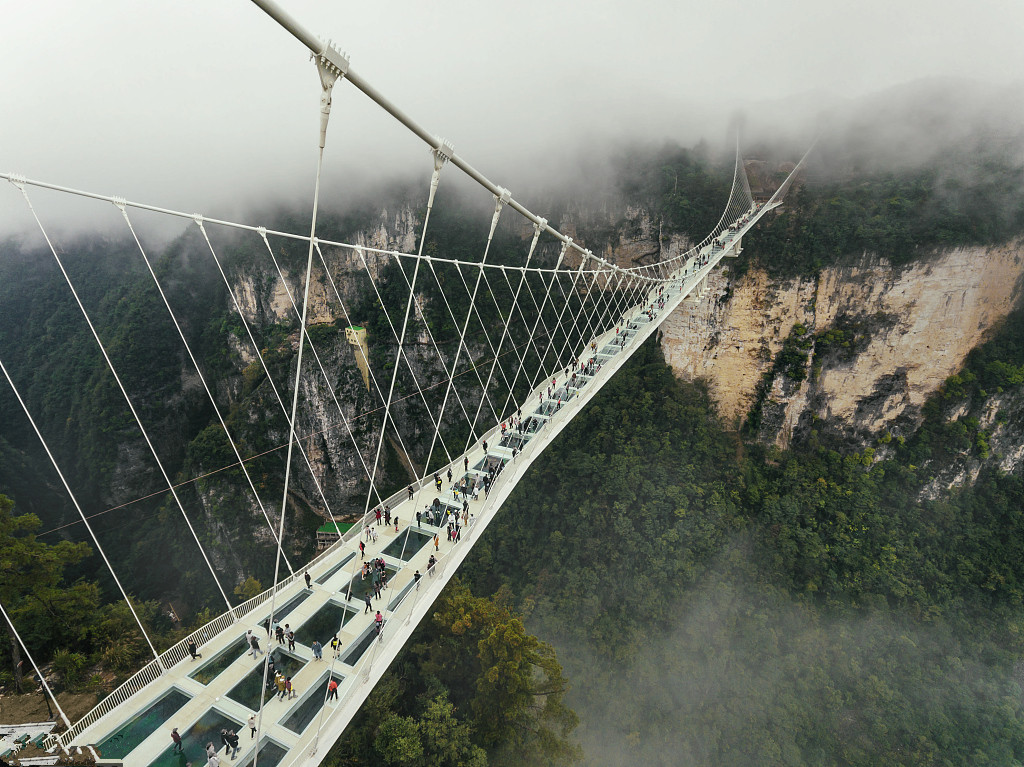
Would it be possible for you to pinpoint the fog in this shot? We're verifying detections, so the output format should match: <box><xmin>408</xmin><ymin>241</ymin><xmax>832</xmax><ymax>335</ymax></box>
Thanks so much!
<box><xmin>3</xmin><ymin>0</ymin><xmax>1023</xmax><ymax>237</ymax></box>
<box><xmin>552</xmin><ymin>540</ymin><xmax>1019</xmax><ymax>766</ymax></box>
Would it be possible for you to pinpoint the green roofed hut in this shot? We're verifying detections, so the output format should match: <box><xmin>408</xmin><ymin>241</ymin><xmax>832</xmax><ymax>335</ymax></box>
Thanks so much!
<box><xmin>316</xmin><ymin>521</ymin><xmax>355</xmax><ymax>549</ymax></box>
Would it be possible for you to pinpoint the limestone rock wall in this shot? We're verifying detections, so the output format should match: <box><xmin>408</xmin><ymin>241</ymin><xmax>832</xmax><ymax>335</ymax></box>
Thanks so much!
<box><xmin>660</xmin><ymin>242</ymin><xmax>1024</xmax><ymax>444</ymax></box>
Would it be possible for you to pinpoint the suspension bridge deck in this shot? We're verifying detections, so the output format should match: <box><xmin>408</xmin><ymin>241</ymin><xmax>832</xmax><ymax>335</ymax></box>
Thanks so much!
<box><xmin>47</xmin><ymin>210</ymin><xmax>766</xmax><ymax>767</ymax></box>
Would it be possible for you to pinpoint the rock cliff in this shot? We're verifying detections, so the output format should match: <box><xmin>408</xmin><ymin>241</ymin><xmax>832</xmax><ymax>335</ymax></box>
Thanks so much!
<box><xmin>660</xmin><ymin>242</ymin><xmax>1024</xmax><ymax>446</ymax></box>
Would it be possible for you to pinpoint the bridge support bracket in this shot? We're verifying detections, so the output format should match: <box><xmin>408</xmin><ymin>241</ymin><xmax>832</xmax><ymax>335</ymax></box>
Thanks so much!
<box><xmin>312</xmin><ymin>39</ymin><xmax>350</xmax><ymax>149</ymax></box>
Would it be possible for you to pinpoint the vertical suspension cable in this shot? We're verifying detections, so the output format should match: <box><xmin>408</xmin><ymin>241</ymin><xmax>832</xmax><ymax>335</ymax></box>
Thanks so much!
<box><xmin>118</xmin><ymin>205</ymin><xmax>294</xmax><ymax>574</ymax></box>
<box><xmin>0</xmin><ymin>599</ymin><xmax>73</xmax><ymax>744</ymax></box>
<box><xmin>419</xmin><ymin>191</ymin><xmax>508</xmax><ymax>481</ymax></box>
<box><xmin>359</xmin><ymin>150</ymin><xmax>448</xmax><ymax>517</ymax></box>
<box><xmin>194</xmin><ymin>220</ymin><xmax>337</xmax><ymax>542</ymax></box>
<box><xmin>10</xmin><ymin>181</ymin><xmax>237</xmax><ymax>617</ymax></box>
<box><xmin>0</xmin><ymin>354</ymin><xmax>165</xmax><ymax>671</ymax></box>
<box><xmin>257</xmin><ymin>229</ymin><xmax>390</xmax><ymax>514</ymax></box>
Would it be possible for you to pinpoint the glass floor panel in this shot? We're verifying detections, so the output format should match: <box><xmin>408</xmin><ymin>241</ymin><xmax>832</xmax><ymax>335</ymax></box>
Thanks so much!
<box><xmin>239</xmin><ymin>738</ymin><xmax>288</xmax><ymax>767</ymax></box>
<box><xmin>297</xmin><ymin>600</ymin><xmax>356</xmax><ymax>646</ymax></box>
<box><xmin>340</xmin><ymin>564</ymin><xmax>399</xmax><ymax>602</ymax></box>
<box><xmin>260</xmin><ymin>589</ymin><xmax>312</xmax><ymax>627</ymax></box>
<box><xmin>189</xmin><ymin>638</ymin><xmax>248</xmax><ymax>685</ymax></box>
<box><xmin>282</xmin><ymin>674</ymin><xmax>345</xmax><ymax>734</ymax></box>
<box><xmin>381</xmin><ymin>528</ymin><xmax>432</xmax><ymax>561</ymax></box>
<box><xmin>388</xmin><ymin>580</ymin><xmax>415</xmax><ymax>611</ymax></box>
<box><xmin>225</xmin><ymin>649</ymin><xmax>306</xmax><ymax>710</ymax></box>
<box><xmin>315</xmin><ymin>552</ymin><xmax>355</xmax><ymax>584</ymax></box>
<box><xmin>94</xmin><ymin>688</ymin><xmax>191</xmax><ymax>759</ymax></box>
<box><xmin>145</xmin><ymin>709</ymin><xmax>243</xmax><ymax>767</ymax></box>
<box><xmin>342</xmin><ymin>624</ymin><xmax>385</xmax><ymax>665</ymax></box>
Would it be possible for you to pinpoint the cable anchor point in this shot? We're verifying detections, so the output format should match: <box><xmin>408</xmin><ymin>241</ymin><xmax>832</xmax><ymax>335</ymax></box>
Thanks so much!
<box><xmin>312</xmin><ymin>39</ymin><xmax>350</xmax><ymax>149</ymax></box>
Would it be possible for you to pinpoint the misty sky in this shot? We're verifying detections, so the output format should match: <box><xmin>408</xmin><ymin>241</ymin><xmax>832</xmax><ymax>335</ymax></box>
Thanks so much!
<box><xmin>3</xmin><ymin>0</ymin><xmax>1023</xmax><ymax>234</ymax></box>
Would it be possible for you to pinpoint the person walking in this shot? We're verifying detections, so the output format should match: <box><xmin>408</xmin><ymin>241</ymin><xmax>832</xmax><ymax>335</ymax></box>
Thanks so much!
<box><xmin>311</xmin><ymin>639</ymin><xmax>322</xmax><ymax>661</ymax></box>
<box><xmin>285</xmin><ymin>676</ymin><xmax>295</xmax><ymax>700</ymax></box>
<box><xmin>188</xmin><ymin>640</ymin><xmax>202</xmax><ymax>661</ymax></box>
<box><xmin>249</xmin><ymin>634</ymin><xmax>264</xmax><ymax>658</ymax></box>
<box><xmin>359</xmin><ymin>540</ymin><xmax>365</xmax><ymax>559</ymax></box>
<box><xmin>446</xmin><ymin>467</ymin><xmax>452</xmax><ymax>484</ymax></box>
<box><xmin>247</xmin><ymin>714</ymin><xmax>256</xmax><ymax>739</ymax></box>
<box><xmin>276</xmin><ymin>673</ymin><xmax>287</xmax><ymax>700</ymax></box>
<box><xmin>414</xmin><ymin>569</ymin><xmax>421</xmax><ymax>590</ymax></box>
<box><xmin>171</xmin><ymin>727</ymin><xmax>183</xmax><ymax>753</ymax></box>
<box><xmin>275</xmin><ymin>624</ymin><xmax>285</xmax><ymax>645</ymax></box>
<box><xmin>304</xmin><ymin>571</ymin><xmax>311</xmax><ymax>589</ymax></box>
<box><xmin>375</xmin><ymin>507</ymin><xmax>382</xmax><ymax>526</ymax></box>
<box><xmin>434</xmin><ymin>533</ymin><xmax>440</xmax><ymax>552</ymax></box>
<box><xmin>330</xmin><ymin>635</ymin><xmax>341</xmax><ymax>659</ymax></box>
<box><xmin>364</xmin><ymin>593</ymin><xmax>373</xmax><ymax>614</ymax></box>
<box><xmin>374</xmin><ymin>611</ymin><xmax>384</xmax><ymax>636</ymax></box>
<box><xmin>416</xmin><ymin>509</ymin><xmax>421</xmax><ymax>527</ymax></box>
<box><xmin>326</xmin><ymin>679</ymin><xmax>339</xmax><ymax>702</ymax></box>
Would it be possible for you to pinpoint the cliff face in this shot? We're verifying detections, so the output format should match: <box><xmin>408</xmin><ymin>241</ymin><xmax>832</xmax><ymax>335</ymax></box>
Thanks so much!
<box><xmin>660</xmin><ymin>242</ymin><xmax>1024</xmax><ymax>446</ymax></box>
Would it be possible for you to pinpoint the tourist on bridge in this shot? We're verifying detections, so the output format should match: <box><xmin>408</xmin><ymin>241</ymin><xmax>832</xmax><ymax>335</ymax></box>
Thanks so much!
<box><xmin>249</xmin><ymin>634</ymin><xmax>264</xmax><ymax>658</ymax></box>
<box><xmin>416</xmin><ymin>509</ymin><xmax>421</xmax><ymax>527</ymax></box>
<box><xmin>394</xmin><ymin>516</ymin><xmax>399</xmax><ymax>532</ymax></box>
<box><xmin>330</xmin><ymin>635</ymin><xmax>340</xmax><ymax>659</ymax></box>
<box><xmin>171</xmin><ymin>727</ymin><xmax>183</xmax><ymax>753</ymax></box>
<box><xmin>434</xmin><ymin>533</ymin><xmax>440</xmax><ymax>551</ymax></box>
<box><xmin>327</xmin><ymin>679</ymin><xmax>339</xmax><ymax>702</ymax></box>
<box><xmin>364</xmin><ymin>593</ymin><xmax>373</xmax><ymax>613</ymax></box>
<box><xmin>275</xmin><ymin>624</ymin><xmax>285</xmax><ymax>645</ymax></box>
<box><xmin>219</xmin><ymin>729</ymin><xmax>231</xmax><ymax>755</ymax></box>
<box><xmin>384</xmin><ymin>507</ymin><xmax>391</xmax><ymax>526</ymax></box>
<box><xmin>304</xmin><ymin>571</ymin><xmax>311</xmax><ymax>589</ymax></box>
<box><xmin>247</xmin><ymin>714</ymin><xmax>256</xmax><ymax>739</ymax></box>
<box><xmin>414</xmin><ymin>569</ymin><xmax>421</xmax><ymax>589</ymax></box>
<box><xmin>285</xmin><ymin>676</ymin><xmax>296</xmax><ymax>700</ymax></box>
<box><xmin>276</xmin><ymin>673</ymin><xmax>287</xmax><ymax>699</ymax></box>
<box><xmin>427</xmin><ymin>554</ymin><xmax>437</xmax><ymax>575</ymax></box>
<box><xmin>359</xmin><ymin>540</ymin><xmax>365</xmax><ymax>559</ymax></box>
<box><xmin>206</xmin><ymin>742</ymin><xmax>217</xmax><ymax>760</ymax></box>
<box><xmin>374</xmin><ymin>610</ymin><xmax>384</xmax><ymax>635</ymax></box>
<box><xmin>188</xmin><ymin>639</ymin><xmax>202</xmax><ymax>661</ymax></box>
<box><xmin>226</xmin><ymin>730</ymin><xmax>239</xmax><ymax>759</ymax></box>
<box><xmin>447</xmin><ymin>467</ymin><xmax>452</xmax><ymax>483</ymax></box>
<box><xmin>287</xmin><ymin>628</ymin><xmax>296</xmax><ymax>651</ymax></box>
<box><xmin>312</xmin><ymin>639</ymin><xmax>323</xmax><ymax>661</ymax></box>
<box><xmin>407</xmin><ymin>484</ymin><xmax>414</xmax><ymax>500</ymax></box>
<box><xmin>375</xmin><ymin>507</ymin><xmax>382</xmax><ymax>525</ymax></box>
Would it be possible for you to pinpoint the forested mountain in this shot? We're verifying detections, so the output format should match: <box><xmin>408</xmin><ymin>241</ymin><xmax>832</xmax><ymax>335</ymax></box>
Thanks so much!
<box><xmin>3</xmin><ymin>79</ymin><xmax>1024</xmax><ymax>765</ymax></box>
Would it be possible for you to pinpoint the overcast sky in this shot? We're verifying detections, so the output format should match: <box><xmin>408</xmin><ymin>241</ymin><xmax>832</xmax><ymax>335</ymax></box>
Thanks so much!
<box><xmin>2</xmin><ymin>0</ymin><xmax>1023</xmax><ymax>235</ymax></box>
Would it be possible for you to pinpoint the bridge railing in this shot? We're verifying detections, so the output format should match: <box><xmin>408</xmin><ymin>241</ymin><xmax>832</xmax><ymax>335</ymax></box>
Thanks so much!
<box><xmin>45</xmin><ymin>479</ymin><xmax>431</xmax><ymax>752</ymax></box>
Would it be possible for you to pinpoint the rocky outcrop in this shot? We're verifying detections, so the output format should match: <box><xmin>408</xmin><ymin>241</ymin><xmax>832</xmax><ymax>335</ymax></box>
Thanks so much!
<box><xmin>660</xmin><ymin>242</ymin><xmax>1024</xmax><ymax>445</ymax></box>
